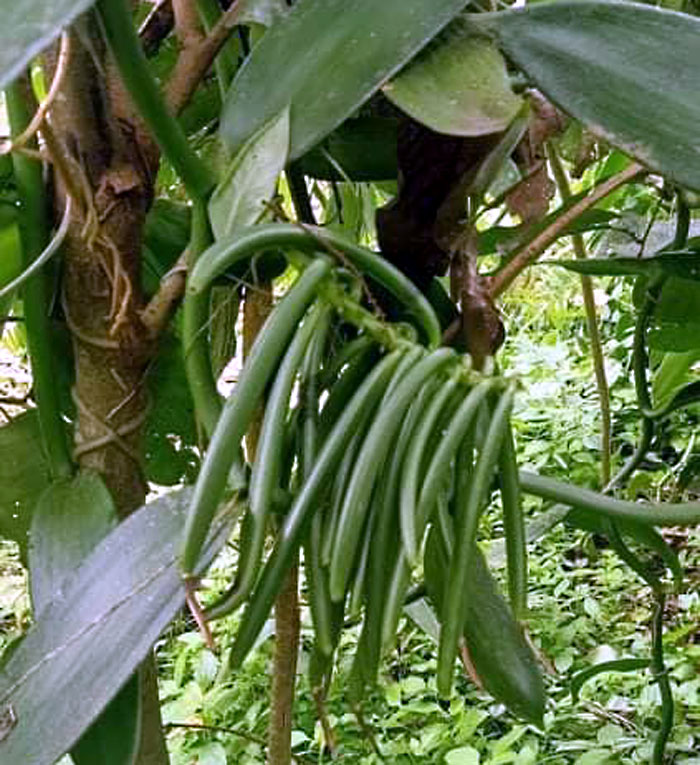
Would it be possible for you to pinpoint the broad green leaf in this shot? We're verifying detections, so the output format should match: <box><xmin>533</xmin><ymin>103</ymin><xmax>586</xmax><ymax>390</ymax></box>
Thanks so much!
<box><xmin>297</xmin><ymin>116</ymin><xmax>398</xmax><ymax>181</ymax></box>
<box><xmin>0</xmin><ymin>410</ymin><xmax>51</xmax><ymax>555</ymax></box>
<box><xmin>28</xmin><ymin>472</ymin><xmax>139</xmax><ymax>765</ymax></box>
<box><xmin>652</xmin><ymin>351</ymin><xmax>700</xmax><ymax>408</ymax></box>
<box><xmin>383</xmin><ymin>27</ymin><xmax>522</xmax><ymax>136</ymax></box>
<box><xmin>0</xmin><ymin>0</ymin><xmax>97</xmax><ymax>90</ymax></box>
<box><xmin>70</xmin><ymin>676</ymin><xmax>140</xmax><ymax>765</ymax></box>
<box><xmin>0</xmin><ymin>489</ymin><xmax>234</xmax><ymax>764</ymax></box>
<box><xmin>649</xmin><ymin>278</ymin><xmax>700</xmax><ymax>351</ymax></box>
<box><xmin>29</xmin><ymin>472</ymin><xmax>117</xmax><ymax>611</ymax></box>
<box><xmin>209</xmin><ymin>108</ymin><xmax>290</xmax><ymax>240</ymax></box>
<box><xmin>143</xmin><ymin>199</ymin><xmax>192</xmax><ymax>275</ymax></box>
<box><xmin>220</xmin><ymin>0</ymin><xmax>471</xmax><ymax>159</ymax></box>
<box><xmin>479</xmin><ymin>1</ymin><xmax>700</xmax><ymax>190</ymax></box>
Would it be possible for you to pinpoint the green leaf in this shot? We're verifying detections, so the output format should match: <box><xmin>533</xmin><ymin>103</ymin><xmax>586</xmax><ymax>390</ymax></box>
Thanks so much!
<box><xmin>649</xmin><ymin>278</ymin><xmax>700</xmax><ymax>351</ymax></box>
<box><xmin>0</xmin><ymin>489</ymin><xmax>234</xmax><ymax>764</ymax></box>
<box><xmin>220</xmin><ymin>0</ymin><xmax>471</xmax><ymax>159</ymax></box>
<box><xmin>143</xmin><ymin>199</ymin><xmax>192</xmax><ymax>276</ymax></box>
<box><xmin>28</xmin><ymin>472</ymin><xmax>141</xmax><ymax>765</ymax></box>
<box><xmin>0</xmin><ymin>0</ymin><xmax>97</xmax><ymax>90</ymax></box>
<box><xmin>209</xmin><ymin>107</ymin><xmax>290</xmax><ymax>240</ymax></box>
<box><xmin>0</xmin><ymin>410</ymin><xmax>51</xmax><ymax>555</ymax></box>
<box><xmin>383</xmin><ymin>26</ymin><xmax>522</xmax><ymax>136</ymax></box>
<box><xmin>549</xmin><ymin>251</ymin><xmax>700</xmax><ymax>282</ymax></box>
<box><xmin>652</xmin><ymin>350</ymin><xmax>700</xmax><ymax>408</ymax></box>
<box><xmin>70</xmin><ymin>676</ymin><xmax>140</xmax><ymax>765</ymax></box>
<box><xmin>297</xmin><ymin>116</ymin><xmax>398</xmax><ymax>181</ymax></box>
<box><xmin>28</xmin><ymin>472</ymin><xmax>117</xmax><ymax>611</ymax></box>
<box><xmin>480</xmin><ymin>1</ymin><xmax>700</xmax><ymax>190</ymax></box>
<box><xmin>145</xmin><ymin>332</ymin><xmax>199</xmax><ymax>486</ymax></box>
<box><xmin>445</xmin><ymin>746</ymin><xmax>480</xmax><ymax>765</ymax></box>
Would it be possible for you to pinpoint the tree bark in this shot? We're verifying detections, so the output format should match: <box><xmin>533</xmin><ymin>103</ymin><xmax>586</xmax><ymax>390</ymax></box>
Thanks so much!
<box><xmin>46</xmin><ymin>23</ymin><xmax>167</xmax><ymax>765</ymax></box>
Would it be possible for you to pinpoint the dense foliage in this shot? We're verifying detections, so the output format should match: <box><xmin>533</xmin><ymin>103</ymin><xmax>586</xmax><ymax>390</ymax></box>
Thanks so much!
<box><xmin>0</xmin><ymin>1</ymin><xmax>699</xmax><ymax>763</ymax></box>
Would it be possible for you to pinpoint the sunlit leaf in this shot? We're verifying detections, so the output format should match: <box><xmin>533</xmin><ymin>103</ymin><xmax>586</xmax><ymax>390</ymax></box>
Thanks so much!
<box><xmin>479</xmin><ymin>1</ymin><xmax>700</xmax><ymax>190</ymax></box>
<box><xmin>383</xmin><ymin>26</ymin><xmax>522</xmax><ymax>136</ymax></box>
<box><xmin>209</xmin><ymin>107</ymin><xmax>289</xmax><ymax>239</ymax></box>
<box><xmin>220</xmin><ymin>0</ymin><xmax>471</xmax><ymax>159</ymax></box>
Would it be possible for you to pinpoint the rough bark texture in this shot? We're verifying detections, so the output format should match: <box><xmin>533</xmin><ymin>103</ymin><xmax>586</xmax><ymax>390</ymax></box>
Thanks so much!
<box><xmin>268</xmin><ymin>562</ymin><xmax>300</xmax><ymax>765</ymax></box>
<box><xmin>47</xmin><ymin>24</ymin><xmax>167</xmax><ymax>764</ymax></box>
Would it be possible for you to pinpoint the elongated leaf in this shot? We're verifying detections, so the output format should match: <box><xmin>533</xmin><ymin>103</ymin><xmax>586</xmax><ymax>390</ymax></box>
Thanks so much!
<box><xmin>209</xmin><ymin>107</ymin><xmax>289</xmax><ymax>239</ymax></box>
<box><xmin>0</xmin><ymin>411</ymin><xmax>51</xmax><ymax>555</ymax></box>
<box><xmin>0</xmin><ymin>489</ymin><xmax>234</xmax><ymax>764</ymax></box>
<box><xmin>383</xmin><ymin>26</ymin><xmax>522</xmax><ymax>136</ymax></box>
<box><xmin>220</xmin><ymin>0</ymin><xmax>470</xmax><ymax>159</ymax></box>
<box><xmin>29</xmin><ymin>472</ymin><xmax>139</xmax><ymax>765</ymax></box>
<box><xmin>0</xmin><ymin>0</ymin><xmax>97</xmax><ymax>90</ymax></box>
<box><xmin>479</xmin><ymin>1</ymin><xmax>700</xmax><ymax>190</ymax></box>
<box><xmin>548</xmin><ymin>251</ymin><xmax>700</xmax><ymax>281</ymax></box>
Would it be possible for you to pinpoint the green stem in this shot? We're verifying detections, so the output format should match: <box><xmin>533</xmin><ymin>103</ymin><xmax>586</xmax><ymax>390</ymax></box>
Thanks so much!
<box><xmin>651</xmin><ymin>592</ymin><xmax>674</xmax><ymax>765</ymax></box>
<box><xmin>548</xmin><ymin>145</ymin><xmax>611</xmax><ymax>485</ymax></box>
<box><xmin>633</xmin><ymin>280</ymin><xmax>665</xmax><ymax>419</ymax></box>
<box><xmin>5</xmin><ymin>80</ymin><xmax>73</xmax><ymax>479</ymax></box>
<box><xmin>519</xmin><ymin>470</ymin><xmax>700</xmax><ymax>526</ymax></box>
<box><xmin>604</xmin><ymin>523</ymin><xmax>673</xmax><ymax>765</ymax></box>
<box><xmin>605</xmin><ymin>417</ymin><xmax>654</xmax><ymax>491</ymax></box>
<box><xmin>183</xmin><ymin>201</ymin><xmax>222</xmax><ymax>437</ymax></box>
<box><xmin>96</xmin><ymin>0</ymin><xmax>215</xmax><ymax>202</ymax></box>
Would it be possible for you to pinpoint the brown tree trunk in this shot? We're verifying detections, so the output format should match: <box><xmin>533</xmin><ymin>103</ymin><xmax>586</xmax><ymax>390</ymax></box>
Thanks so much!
<box><xmin>46</xmin><ymin>23</ymin><xmax>167</xmax><ymax>765</ymax></box>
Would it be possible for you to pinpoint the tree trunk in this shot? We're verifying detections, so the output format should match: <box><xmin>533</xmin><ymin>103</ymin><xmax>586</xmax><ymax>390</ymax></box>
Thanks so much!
<box><xmin>46</xmin><ymin>23</ymin><xmax>168</xmax><ymax>764</ymax></box>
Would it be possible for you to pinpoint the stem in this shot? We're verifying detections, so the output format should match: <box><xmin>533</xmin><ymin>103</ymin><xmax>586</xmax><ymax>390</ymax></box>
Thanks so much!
<box><xmin>489</xmin><ymin>162</ymin><xmax>644</xmax><ymax>298</ymax></box>
<box><xmin>165</xmin><ymin>0</ymin><xmax>245</xmax><ymax>113</ymax></box>
<box><xmin>605</xmin><ymin>523</ymin><xmax>673</xmax><ymax>764</ymax></box>
<box><xmin>519</xmin><ymin>470</ymin><xmax>700</xmax><ymax>526</ymax></box>
<box><xmin>196</xmin><ymin>0</ymin><xmax>238</xmax><ymax>98</ymax></box>
<box><xmin>269</xmin><ymin>559</ymin><xmax>300</xmax><ymax>765</ymax></box>
<box><xmin>265</xmin><ymin>178</ymin><xmax>314</xmax><ymax>765</ymax></box>
<box><xmin>5</xmin><ymin>79</ymin><xmax>73</xmax><ymax>479</ymax></box>
<box><xmin>651</xmin><ymin>593</ymin><xmax>674</xmax><ymax>765</ymax></box>
<box><xmin>605</xmin><ymin>417</ymin><xmax>654</xmax><ymax>491</ymax></box>
<box><xmin>239</xmin><ymin>277</ymin><xmax>299</xmax><ymax>764</ymax></box>
<box><xmin>548</xmin><ymin>146</ymin><xmax>611</xmax><ymax>485</ymax></box>
<box><xmin>183</xmin><ymin>201</ymin><xmax>222</xmax><ymax>438</ymax></box>
<box><xmin>96</xmin><ymin>0</ymin><xmax>214</xmax><ymax>201</ymax></box>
